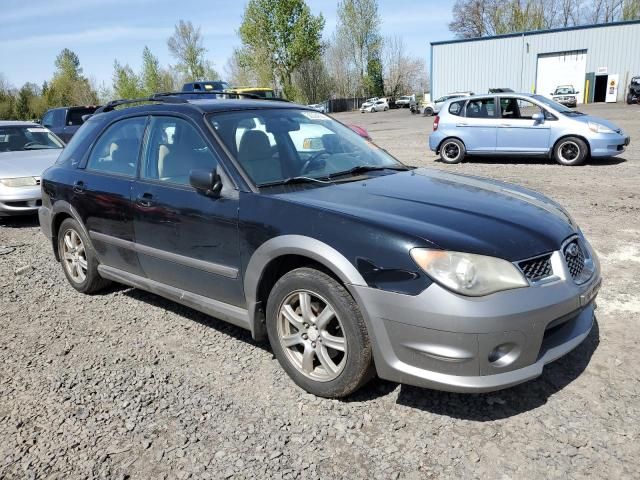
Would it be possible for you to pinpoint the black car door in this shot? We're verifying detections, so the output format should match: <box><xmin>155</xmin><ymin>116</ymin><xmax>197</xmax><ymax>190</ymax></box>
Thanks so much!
<box><xmin>74</xmin><ymin>115</ymin><xmax>147</xmax><ymax>276</ymax></box>
<box><xmin>131</xmin><ymin>115</ymin><xmax>243</xmax><ymax>307</ymax></box>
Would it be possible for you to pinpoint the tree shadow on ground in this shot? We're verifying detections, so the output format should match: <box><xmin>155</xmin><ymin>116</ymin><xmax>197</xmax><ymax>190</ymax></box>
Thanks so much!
<box><xmin>392</xmin><ymin>318</ymin><xmax>600</xmax><ymax>421</ymax></box>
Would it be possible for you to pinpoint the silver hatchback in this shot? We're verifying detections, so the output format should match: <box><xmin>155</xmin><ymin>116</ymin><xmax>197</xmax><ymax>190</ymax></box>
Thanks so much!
<box><xmin>428</xmin><ymin>93</ymin><xmax>630</xmax><ymax>166</ymax></box>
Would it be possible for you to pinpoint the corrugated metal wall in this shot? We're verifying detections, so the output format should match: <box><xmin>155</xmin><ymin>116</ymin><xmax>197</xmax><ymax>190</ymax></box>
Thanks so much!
<box><xmin>431</xmin><ymin>21</ymin><xmax>640</xmax><ymax>101</ymax></box>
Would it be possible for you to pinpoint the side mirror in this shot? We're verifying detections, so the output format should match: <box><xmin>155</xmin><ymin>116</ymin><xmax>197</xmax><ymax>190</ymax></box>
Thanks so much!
<box><xmin>189</xmin><ymin>169</ymin><xmax>222</xmax><ymax>197</ymax></box>
<box><xmin>550</xmin><ymin>92</ymin><xmax>554</xmax><ymax>96</ymax></box>
<box><xmin>532</xmin><ymin>112</ymin><xmax>544</xmax><ymax>123</ymax></box>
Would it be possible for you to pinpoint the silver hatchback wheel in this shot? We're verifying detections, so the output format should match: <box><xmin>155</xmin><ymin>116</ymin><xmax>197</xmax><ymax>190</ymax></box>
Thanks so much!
<box><xmin>62</xmin><ymin>229</ymin><xmax>87</xmax><ymax>284</ymax></box>
<box><xmin>277</xmin><ymin>290</ymin><xmax>347</xmax><ymax>382</ymax></box>
<box><xmin>442</xmin><ymin>141</ymin><xmax>462</xmax><ymax>162</ymax></box>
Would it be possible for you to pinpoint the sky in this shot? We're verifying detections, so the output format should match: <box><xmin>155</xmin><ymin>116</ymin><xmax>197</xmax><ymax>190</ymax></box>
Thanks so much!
<box><xmin>0</xmin><ymin>0</ymin><xmax>456</xmax><ymax>89</ymax></box>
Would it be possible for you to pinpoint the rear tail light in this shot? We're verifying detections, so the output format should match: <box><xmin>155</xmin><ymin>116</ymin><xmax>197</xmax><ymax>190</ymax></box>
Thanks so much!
<box><xmin>433</xmin><ymin>115</ymin><xmax>440</xmax><ymax>131</ymax></box>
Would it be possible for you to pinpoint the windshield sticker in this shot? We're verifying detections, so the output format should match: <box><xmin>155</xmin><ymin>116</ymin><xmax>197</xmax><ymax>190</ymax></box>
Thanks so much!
<box><xmin>301</xmin><ymin>111</ymin><xmax>327</xmax><ymax>120</ymax></box>
<box><xmin>27</xmin><ymin>128</ymin><xmax>49</xmax><ymax>133</ymax></box>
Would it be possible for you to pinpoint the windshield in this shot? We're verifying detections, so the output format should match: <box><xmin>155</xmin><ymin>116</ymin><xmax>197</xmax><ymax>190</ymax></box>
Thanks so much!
<box><xmin>0</xmin><ymin>126</ymin><xmax>64</xmax><ymax>152</ymax></box>
<box><xmin>208</xmin><ymin>108</ymin><xmax>403</xmax><ymax>186</ymax></box>
<box><xmin>554</xmin><ymin>86</ymin><xmax>575</xmax><ymax>94</ymax></box>
<box><xmin>632</xmin><ymin>77</ymin><xmax>640</xmax><ymax>85</ymax></box>
<box><xmin>532</xmin><ymin>95</ymin><xmax>577</xmax><ymax>114</ymax></box>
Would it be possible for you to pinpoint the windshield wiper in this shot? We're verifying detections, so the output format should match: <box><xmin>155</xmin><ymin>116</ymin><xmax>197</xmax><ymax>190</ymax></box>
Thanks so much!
<box><xmin>257</xmin><ymin>176</ymin><xmax>332</xmax><ymax>187</ymax></box>
<box><xmin>328</xmin><ymin>164</ymin><xmax>410</xmax><ymax>179</ymax></box>
<box><xmin>563</xmin><ymin>110</ymin><xmax>585</xmax><ymax>116</ymax></box>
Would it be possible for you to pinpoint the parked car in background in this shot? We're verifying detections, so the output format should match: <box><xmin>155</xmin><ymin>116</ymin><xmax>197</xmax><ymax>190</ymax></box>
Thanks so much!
<box><xmin>551</xmin><ymin>85</ymin><xmax>579</xmax><ymax>107</ymax></box>
<box><xmin>307</xmin><ymin>103</ymin><xmax>327</xmax><ymax>113</ymax></box>
<box><xmin>0</xmin><ymin>121</ymin><xmax>64</xmax><ymax>216</ymax></box>
<box><xmin>395</xmin><ymin>96</ymin><xmax>412</xmax><ymax>108</ymax></box>
<box><xmin>182</xmin><ymin>81</ymin><xmax>230</xmax><ymax>92</ymax></box>
<box><xmin>429</xmin><ymin>93</ymin><xmax>630</xmax><ymax>166</ymax></box>
<box><xmin>488</xmin><ymin>88</ymin><xmax>514</xmax><ymax>93</ymax></box>
<box><xmin>40</xmin><ymin>94</ymin><xmax>601</xmax><ymax>398</ymax></box>
<box><xmin>41</xmin><ymin>105</ymin><xmax>99</xmax><ymax>142</ymax></box>
<box><xmin>422</xmin><ymin>92</ymin><xmax>473</xmax><ymax>116</ymax></box>
<box><xmin>226</xmin><ymin>87</ymin><xmax>278</xmax><ymax>99</ymax></box>
<box><xmin>626</xmin><ymin>76</ymin><xmax>640</xmax><ymax>104</ymax></box>
<box><xmin>360</xmin><ymin>98</ymin><xmax>389</xmax><ymax>113</ymax></box>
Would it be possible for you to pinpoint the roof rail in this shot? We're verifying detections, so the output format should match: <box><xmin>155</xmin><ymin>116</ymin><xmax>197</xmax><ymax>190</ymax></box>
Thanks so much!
<box><xmin>94</xmin><ymin>90</ymin><xmax>291</xmax><ymax>114</ymax></box>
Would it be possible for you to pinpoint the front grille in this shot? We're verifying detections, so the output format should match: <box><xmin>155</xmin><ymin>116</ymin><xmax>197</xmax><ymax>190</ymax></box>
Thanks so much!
<box><xmin>518</xmin><ymin>254</ymin><xmax>552</xmax><ymax>281</ymax></box>
<box><xmin>563</xmin><ymin>239</ymin><xmax>586</xmax><ymax>280</ymax></box>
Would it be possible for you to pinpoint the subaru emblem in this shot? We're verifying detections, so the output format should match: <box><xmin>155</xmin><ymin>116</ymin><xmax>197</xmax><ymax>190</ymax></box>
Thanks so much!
<box><xmin>566</xmin><ymin>243</ymin><xmax>579</xmax><ymax>257</ymax></box>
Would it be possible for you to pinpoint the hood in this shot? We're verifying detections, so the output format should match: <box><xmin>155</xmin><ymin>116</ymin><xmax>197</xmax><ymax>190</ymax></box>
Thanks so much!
<box><xmin>0</xmin><ymin>149</ymin><xmax>62</xmax><ymax>178</ymax></box>
<box><xmin>361</xmin><ymin>102</ymin><xmax>373</xmax><ymax>108</ymax></box>
<box><xmin>569</xmin><ymin>114</ymin><xmax>621</xmax><ymax>131</ymax></box>
<box><xmin>276</xmin><ymin>168</ymin><xmax>576</xmax><ymax>261</ymax></box>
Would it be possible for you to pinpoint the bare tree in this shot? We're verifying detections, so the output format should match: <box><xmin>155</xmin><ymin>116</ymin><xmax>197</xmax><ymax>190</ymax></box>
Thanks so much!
<box><xmin>293</xmin><ymin>57</ymin><xmax>333</xmax><ymax>104</ymax></box>
<box><xmin>325</xmin><ymin>32</ymin><xmax>360</xmax><ymax>98</ymax></box>
<box><xmin>382</xmin><ymin>36</ymin><xmax>424</xmax><ymax>97</ymax></box>
<box><xmin>167</xmin><ymin>20</ymin><xmax>216</xmax><ymax>81</ymax></box>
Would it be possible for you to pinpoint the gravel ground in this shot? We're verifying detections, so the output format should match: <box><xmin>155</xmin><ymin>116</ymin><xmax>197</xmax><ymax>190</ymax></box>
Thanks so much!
<box><xmin>1</xmin><ymin>102</ymin><xmax>639</xmax><ymax>479</ymax></box>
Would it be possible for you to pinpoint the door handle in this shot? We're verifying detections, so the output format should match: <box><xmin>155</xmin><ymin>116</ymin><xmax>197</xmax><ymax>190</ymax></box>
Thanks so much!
<box><xmin>136</xmin><ymin>192</ymin><xmax>154</xmax><ymax>207</ymax></box>
<box><xmin>73</xmin><ymin>180</ymin><xmax>85</xmax><ymax>194</ymax></box>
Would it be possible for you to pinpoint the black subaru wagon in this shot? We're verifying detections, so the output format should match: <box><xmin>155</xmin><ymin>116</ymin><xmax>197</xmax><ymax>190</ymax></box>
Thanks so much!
<box><xmin>40</xmin><ymin>94</ymin><xmax>600</xmax><ymax>398</ymax></box>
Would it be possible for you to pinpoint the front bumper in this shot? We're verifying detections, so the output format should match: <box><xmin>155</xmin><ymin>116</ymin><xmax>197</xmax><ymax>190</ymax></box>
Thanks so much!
<box><xmin>0</xmin><ymin>185</ymin><xmax>42</xmax><ymax>216</ymax></box>
<box><xmin>350</xmin><ymin>250</ymin><xmax>601</xmax><ymax>393</ymax></box>
<box><xmin>589</xmin><ymin>131</ymin><xmax>630</xmax><ymax>157</ymax></box>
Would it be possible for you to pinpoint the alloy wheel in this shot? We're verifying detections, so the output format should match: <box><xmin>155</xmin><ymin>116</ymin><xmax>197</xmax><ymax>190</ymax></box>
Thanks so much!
<box><xmin>277</xmin><ymin>290</ymin><xmax>347</xmax><ymax>382</ymax></box>
<box><xmin>559</xmin><ymin>141</ymin><xmax>580</xmax><ymax>162</ymax></box>
<box><xmin>62</xmin><ymin>229</ymin><xmax>87</xmax><ymax>283</ymax></box>
<box><xmin>443</xmin><ymin>142</ymin><xmax>460</xmax><ymax>161</ymax></box>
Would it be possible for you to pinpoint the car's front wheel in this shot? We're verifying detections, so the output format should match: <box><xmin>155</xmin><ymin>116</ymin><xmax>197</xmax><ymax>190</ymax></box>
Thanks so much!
<box><xmin>424</xmin><ymin>107</ymin><xmax>434</xmax><ymax>116</ymax></box>
<box><xmin>553</xmin><ymin>137</ymin><xmax>588</xmax><ymax>166</ymax></box>
<box><xmin>439</xmin><ymin>138</ymin><xmax>465</xmax><ymax>164</ymax></box>
<box><xmin>58</xmin><ymin>218</ymin><xmax>110</xmax><ymax>293</ymax></box>
<box><xmin>627</xmin><ymin>93</ymin><xmax>634</xmax><ymax>105</ymax></box>
<box><xmin>266</xmin><ymin>268</ymin><xmax>373</xmax><ymax>398</ymax></box>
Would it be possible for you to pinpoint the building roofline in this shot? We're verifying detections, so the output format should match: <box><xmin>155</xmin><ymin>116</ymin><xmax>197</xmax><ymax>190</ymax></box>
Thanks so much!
<box><xmin>431</xmin><ymin>19</ymin><xmax>640</xmax><ymax>46</ymax></box>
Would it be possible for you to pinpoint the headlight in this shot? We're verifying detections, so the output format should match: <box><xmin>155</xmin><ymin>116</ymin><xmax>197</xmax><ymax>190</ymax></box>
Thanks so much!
<box><xmin>411</xmin><ymin>249</ymin><xmax>528</xmax><ymax>296</ymax></box>
<box><xmin>588</xmin><ymin>122</ymin><xmax>615</xmax><ymax>134</ymax></box>
<box><xmin>0</xmin><ymin>176</ymin><xmax>38</xmax><ymax>187</ymax></box>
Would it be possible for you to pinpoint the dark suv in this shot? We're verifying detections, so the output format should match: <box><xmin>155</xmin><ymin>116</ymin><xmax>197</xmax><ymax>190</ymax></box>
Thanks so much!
<box><xmin>41</xmin><ymin>105</ymin><xmax>100</xmax><ymax>142</ymax></box>
<box><xmin>39</xmin><ymin>94</ymin><xmax>601</xmax><ymax>398</ymax></box>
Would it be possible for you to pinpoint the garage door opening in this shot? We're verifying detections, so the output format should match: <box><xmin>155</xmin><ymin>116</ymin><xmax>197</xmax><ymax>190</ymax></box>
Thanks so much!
<box><xmin>536</xmin><ymin>50</ymin><xmax>587</xmax><ymax>104</ymax></box>
<box><xmin>594</xmin><ymin>75</ymin><xmax>608</xmax><ymax>102</ymax></box>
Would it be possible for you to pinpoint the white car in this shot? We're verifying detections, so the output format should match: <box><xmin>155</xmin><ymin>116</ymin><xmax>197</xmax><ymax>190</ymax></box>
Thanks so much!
<box><xmin>395</xmin><ymin>95</ymin><xmax>412</xmax><ymax>108</ymax></box>
<box><xmin>360</xmin><ymin>98</ymin><xmax>389</xmax><ymax>113</ymax></box>
<box><xmin>423</xmin><ymin>92</ymin><xmax>473</xmax><ymax>116</ymax></box>
<box><xmin>307</xmin><ymin>103</ymin><xmax>327</xmax><ymax>113</ymax></box>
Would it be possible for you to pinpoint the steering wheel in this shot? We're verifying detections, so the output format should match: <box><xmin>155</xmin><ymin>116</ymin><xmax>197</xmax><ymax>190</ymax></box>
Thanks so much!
<box><xmin>300</xmin><ymin>152</ymin><xmax>329</xmax><ymax>175</ymax></box>
<box><xmin>23</xmin><ymin>141</ymin><xmax>39</xmax><ymax>148</ymax></box>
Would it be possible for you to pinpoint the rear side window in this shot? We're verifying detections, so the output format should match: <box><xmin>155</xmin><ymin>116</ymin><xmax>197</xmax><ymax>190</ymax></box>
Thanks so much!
<box><xmin>67</xmin><ymin>108</ymin><xmax>96</xmax><ymax>126</ymax></box>
<box><xmin>55</xmin><ymin>120</ymin><xmax>102</xmax><ymax>165</ymax></box>
<box><xmin>465</xmin><ymin>98</ymin><xmax>497</xmax><ymax>118</ymax></box>
<box><xmin>449</xmin><ymin>100</ymin><xmax>465</xmax><ymax>116</ymax></box>
<box><xmin>85</xmin><ymin>117</ymin><xmax>147</xmax><ymax>177</ymax></box>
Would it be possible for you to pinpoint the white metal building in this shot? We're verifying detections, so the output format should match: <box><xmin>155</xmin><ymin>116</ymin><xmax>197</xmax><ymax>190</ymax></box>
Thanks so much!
<box><xmin>430</xmin><ymin>20</ymin><xmax>640</xmax><ymax>104</ymax></box>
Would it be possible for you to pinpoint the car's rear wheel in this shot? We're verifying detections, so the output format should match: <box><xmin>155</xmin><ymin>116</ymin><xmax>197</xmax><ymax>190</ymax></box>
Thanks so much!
<box><xmin>266</xmin><ymin>268</ymin><xmax>373</xmax><ymax>398</ymax></box>
<box><xmin>58</xmin><ymin>218</ymin><xmax>110</xmax><ymax>293</ymax></box>
<box><xmin>627</xmin><ymin>93</ymin><xmax>634</xmax><ymax>105</ymax></box>
<box><xmin>553</xmin><ymin>137</ymin><xmax>588</xmax><ymax>166</ymax></box>
<box><xmin>424</xmin><ymin>107</ymin><xmax>434</xmax><ymax>116</ymax></box>
<box><xmin>384</xmin><ymin>106</ymin><xmax>388</xmax><ymax>111</ymax></box>
<box><xmin>440</xmin><ymin>138</ymin><xmax>465</xmax><ymax>164</ymax></box>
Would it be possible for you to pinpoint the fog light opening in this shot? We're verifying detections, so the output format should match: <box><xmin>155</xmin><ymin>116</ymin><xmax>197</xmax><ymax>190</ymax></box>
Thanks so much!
<box><xmin>488</xmin><ymin>343</ymin><xmax>519</xmax><ymax>368</ymax></box>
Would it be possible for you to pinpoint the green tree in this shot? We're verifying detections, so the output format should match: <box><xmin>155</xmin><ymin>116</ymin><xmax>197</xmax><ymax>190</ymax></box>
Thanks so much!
<box><xmin>15</xmin><ymin>83</ymin><xmax>39</xmax><ymax>120</ymax></box>
<box><xmin>336</xmin><ymin>0</ymin><xmax>381</xmax><ymax>95</ymax></box>
<box><xmin>112</xmin><ymin>60</ymin><xmax>143</xmax><ymax>99</ymax></box>
<box><xmin>47</xmin><ymin>49</ymin><xmax>98</xmax><ymax>106</ymax></box>
<box><xmin>141</xmin><ymin>46</ymin><xmax>162</xmax><ymax>95</ymax></box>
<box><xmin>365</xmin><ymin>55</ymin><xmax>384</xmax><ymax>97</ymax></box>
<box><xmin>167</xmin><ymin>20</ymin><xmax>217</xmax><ymax>81</ymax></box>
<box><xmin>622</xmin><ymin>0</ymin><xmax>640</xmax><ymax>19</ymax></box>
<box><xmin>239</xmin><ymin>0</ymin><xmax>325</xmax><ymax>99</ymax></box>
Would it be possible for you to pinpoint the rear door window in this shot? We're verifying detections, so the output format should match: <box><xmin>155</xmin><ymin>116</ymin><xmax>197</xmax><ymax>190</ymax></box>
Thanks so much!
<box><xmin>465</xmin><ymin>98</ymin><xmax>497</xmax><ymax>118</ymax></box>
<box><xmin>448</xmin><ymin>100</ymin><xmax>466</xmax><ymax>116</ymax></box>
<box><xmin>85</xmin><ymin>116</ymin><xmax>147</xmax><ymax>177</ymax></box>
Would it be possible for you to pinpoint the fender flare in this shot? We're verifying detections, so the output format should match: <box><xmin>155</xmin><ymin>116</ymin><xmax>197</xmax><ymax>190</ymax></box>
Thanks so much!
<box><xmin>243</xmin><ymin>235</ymin><xmax>367</xmax><ymax>338</ymax></box>
<box><xmin>50</xmin><ymin>201</ymin><xmax>91</xmax><ymax>260</ymax></box>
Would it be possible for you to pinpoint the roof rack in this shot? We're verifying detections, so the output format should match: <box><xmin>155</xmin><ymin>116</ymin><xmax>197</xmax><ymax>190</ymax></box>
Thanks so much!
<box><xmin>94</xmin><ymin>90</ymin><xmax>290</xmax><ymax>114</ymax></box>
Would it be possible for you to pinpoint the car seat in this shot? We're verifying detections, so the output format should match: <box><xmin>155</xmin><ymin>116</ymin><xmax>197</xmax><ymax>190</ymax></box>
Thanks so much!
<box><xmin>238</xmin><ymin>130</ymin><xmax>282</xmax><ymax>184</ymax></box>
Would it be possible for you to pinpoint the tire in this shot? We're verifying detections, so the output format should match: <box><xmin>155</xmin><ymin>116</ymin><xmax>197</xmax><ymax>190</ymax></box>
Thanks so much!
<box><xmin>57</xmin><ymin>218</ymin><xmax>110</xmax><ymax>293</ymax></box>
<box><xmin>439</xmin><ymin>138</ymin><xmax>465</xmax><ymax>164</ymax></box>
<box><xmin>553</xmin><ymin>136</ymin><xmax>588</xmax><ymax>166</ymax></box>
<box><xmin>424</xmin><ymin>107</ymin><xmax>434</xmax><ymax>116</ymax></box>
<box><xmin>384</xmin><ymin>106</ymin><xmax>388</xmax><ymax>111</ymax></box>
<box><xmin>266</xmin><ymin>267</ymin><xmax>374</xmax><ymax>398</ymax></box>
<box><xmin>627</xmin><ymin>93</ymin><xmax>634</xmax><ymax>105</ymax></box>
